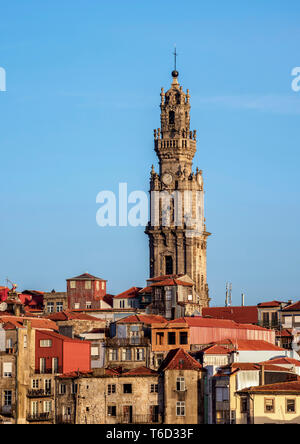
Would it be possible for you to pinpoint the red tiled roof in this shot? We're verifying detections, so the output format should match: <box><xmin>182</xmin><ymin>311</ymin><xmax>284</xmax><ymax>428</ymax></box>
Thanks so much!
<box><xmin>37</xmin><ymin>329</ymin><xmax>89</xmax><ymax>344</ymax></box>
<box><xmin>259</xmin><ymin>357</ymin><xmax>300</xmax><ymax>367</ymax></box>
<box><xmin>282</xmin><ymin>301</ymin><xmax>300</xmax><ymax>311</ymax></box>
<box><xmin>0</xmin><ymin>315</ymin><xmax>58</xmax><ymax>331</ymax></box>
<box><xmin>139</xmin><ymin>286</ymin><xmax>153</xmax><ymax>294</ymax></box>
<box><xmin>203</xmin><ymin>345</ymin><xmax>230</xmax><ymax>355</ymax></box>
<box><xmin>159</xmin><ymin>348</ymin><xmax>203</xmax><ymax>371</ymax></box>
<box><xmin>117</xmin><ymin>314</ymin><xmax>167</xmax><ymax>325</ymax></box>
<box><xmin>216</xmin><ymin>362</ymin><xmax>292</xmax><ymax>375</ymax></box>
<box><xmin>257</xmin><ymin>301</ymin><xmax>285</xmax><ymax>308</ymax></box>
<box><xmin>202</xmin><ymin>306</ymin><xmax>258</xmax><ymax>324</ymax></box>
<box><xmin>169</xmin><ymin>317</ymin><xmax>269</xmax><ymax>332</ymax></box>
<box><xmin>46</xmin><ymin>310</ymin><xmax>102</xmax><ymax>322</ymax></box>
<box><xmin>148</xmin><ymin>275</ymin><xmax>184</xmax><ymax>282</ymax></box>
<box><xmin>122</xmin><ymin>367</ymin><xmax>158</xmax><ymax>376</ymax></box>
<box><xmin>240</xmin><ymin>380</ymin><xmax>300</xmax><ymax>393</ymax></box>
<box><xmin>67</xmin><ymin>273</ymin><xmax>106</xmax><ymax>281</ymax></box>
<box><xmin>276</xmin><ymin>329</ymin><xmax>293</xmax><ymax>338</ymax></box>
<box><xmin>114</xmin><ymin>287</ymin><xmax>142</xmax><ymax>300</ymax></box>
<box><xmin>150</xmin><ymin>279</ymin><xmax>193</xmax><ymax>288</ymax></box>
<box><xmin>232</xmin><ymin>339</ymin><xmax>285</xmax><ymax>352</ymax></box>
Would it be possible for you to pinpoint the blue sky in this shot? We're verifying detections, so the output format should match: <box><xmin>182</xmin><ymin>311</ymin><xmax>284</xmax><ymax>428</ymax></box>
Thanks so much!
<box><xmin>0</xmin><ymin>0</ymin><xmax>300</xmax><ymax>306</ymax></box>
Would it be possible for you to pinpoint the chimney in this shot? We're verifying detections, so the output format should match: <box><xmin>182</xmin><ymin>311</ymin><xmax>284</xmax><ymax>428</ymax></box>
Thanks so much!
<box><xmin>241</xmin><ymin>293</ymin><xmax>245</xmax><ymax>307</ymax></box>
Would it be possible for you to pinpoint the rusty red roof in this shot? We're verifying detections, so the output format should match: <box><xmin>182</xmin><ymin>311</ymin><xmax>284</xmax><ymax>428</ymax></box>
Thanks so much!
<box><xmin>122</xmin><ymin>367</ymin><xmax>158</xmax><ymax>376</ymax></box>
<box><xmin>114</xmin><ymin>287</ymin><xmax>142</xmax><ymax>300</ymax></box>
<box><xmin>203</xmin><ymin>345</ymin><xmax>231</xmax><ymax>355</ymax></box>
<box><xmin>202</xmin><ymin>306</ymin><xmax>258</xmax><ymax>324</ymax></box>
<box><xmin>46</xmin><ymin>310</ymin><xmax>102</xmax><ymax>322</ymax></box>
<box><xmin>150</xmin><ymin>279</ymin><xmax>193</xmax><ymax>288</ymax></box>
<box><xmin>117</xmin><ymin>314</ymin><xmax>167</xmax><ymax>325</ymax></box>
<box><xmin>282</xmin><ymin>301</ymin><xmax>300</xmax><ymax>311</ymax></box>
<box><xmin>257</xmin><ymin>300</ymin><xmax>285</xmax><ymax>308</ymax></box>
<box><xmin>67</xmin><ymin>273</ymin><xmax>106</xmax><ymax>281</ymax></box>
<box><xmin>0</xmin><ymin>315</ymin><xmax>58</xmax><ymax>331</ymax></box>
<box><xmin>239</xmin><ymin>380</ymin><xmax>300</xmax><ymax>393</ymax></box>
<box><xmin>159</xmin><ymin>348</ymin><xmax>203</xmax><ymax>371</ymax></box>
<box><xmin>259</xmin><ymin>357</ymin><xmax>300</xmax><ymax>367</ymax></box>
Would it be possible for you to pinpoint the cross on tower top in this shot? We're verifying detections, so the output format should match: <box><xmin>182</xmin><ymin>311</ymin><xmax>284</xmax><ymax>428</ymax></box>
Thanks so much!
<box><xmin>172</xmin><ymin>46</ymin><xmax>179</xmax><ymax>78</ymax></box>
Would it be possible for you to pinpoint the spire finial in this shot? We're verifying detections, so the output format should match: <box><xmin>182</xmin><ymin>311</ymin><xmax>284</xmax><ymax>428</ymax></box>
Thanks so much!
<box><xmin>172</xmin><ymin>45</ymin><xmax>179</xmax><ymax>79</ymax></box>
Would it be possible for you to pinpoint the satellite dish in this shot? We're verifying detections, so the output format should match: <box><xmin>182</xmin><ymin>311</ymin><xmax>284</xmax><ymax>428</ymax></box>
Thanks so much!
<box><xmin>0</xmin><ymin>302</ymin><xmax>8</xmax><ymax>312</ymax></box>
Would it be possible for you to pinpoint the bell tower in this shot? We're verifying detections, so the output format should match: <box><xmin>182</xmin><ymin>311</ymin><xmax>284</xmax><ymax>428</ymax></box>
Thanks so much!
<box><xmin>145</xmin><ymin>67</ymin><xmax>211</xmax><ymax>308</ymax></box>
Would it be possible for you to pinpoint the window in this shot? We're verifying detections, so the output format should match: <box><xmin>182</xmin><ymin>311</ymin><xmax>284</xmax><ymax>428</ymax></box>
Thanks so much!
<box><xmin>85</xmin><ymin>281</ymin><xmax>92</xmax><ymax>290</ymax></box>
<box><xmin>32</xmin><ymin>401</ymin><xmax>38</xmax><ymax>415</ymax></box>
<box><xmin>24</xmin><ymin>335</ymin><xmax>27</xmax><ymax>348</ymax></box>
<box><xmin>70</xmin><ymin>281</ymin><xmax>76</xmax><ymax>289</ymax></box>
<box><xmin>136</xmin><ymin>348</ymin><xmax>145</xmax><ymax>361</ymax></box>
<box><xmin>168</xmin><ymin>332</ymin><xmax>176</xmax><ymax>345</ymax></box>
<box><xmin>47</xmin><ymin>302</ymin><xmax>54</xmax><ymax>313</ymax></box>
<box><xmin>156</xmin><ymin>332</ymin><xmax>164</xmax><ymax>346</ymax></box>
<box><xmin>44</xmin><ymin>379</ymin><xmax>52</xmax><ymax>393</ymax></box>
<box><xmin>150</xmin><ymin>384</ymin><xmax>158</xmax><ymax>393</ymax></box>
<box><xmin>59</xmin><ymin>384</ymin><xmax>66</xmax><ymax>395</ymax></box>
<box><xmin>119</xmin><ymin>300</ymin><xmax>125</xmax><ymax>308</ymax></box>
<box><xmin>286</xmin><ymin>399</ymin><xmax>296</xmax><ymax>413</ymax></box>
<box><xmin>40</xmin><ymin>339</ymin><xmax>52</xmax><ymax>348</ymax></box>
<box><xmin>123</xmin><ymin>384</ymin><xmax>132</xmax><ymax>394</ymax></box>
<box><xmin>91</xmin><ymin>346</ymin><xmax>99</xmax><ymax>357</ymax></box>
<box><xmin>109</xmin><ymin>349</ymin><xmax>118</xmax><ymax>361</ymax></box>
<box><xmin>44</xmin><ymin>401</ymin><xmax>52</xmax><ymax>413</ymax></box>
<box><xmin>71</xmin><ymin>383</ymin><xmax>78</xmax><ymax>394</ymax></box>
<box><xmin>265</xmin><ymin>398</ymin><xmax>275</xmax><ymax>413</ymax></box>
<box><xmin>262</xmin><ymin>312</ymin><xmax>270</xmax><ymax>326</ymax></box>
<box><xmin>108</xmin><ymin>405</ymin><xmax>116</xmax><ymax>417</ymax></box>
<box><xmin>74</xmin><ymin>303</ymin><xmax>80</xmax><ymax>309</ymax></box>
<box><xmin>4</xmin><ymin>390</ymin><xmax>12</xmax><ymax>406</ymax></box>
<box><xmin>40</xmin><ymin>358</ymin><xmax>46</xmax><ymax>373</ymax></box>
<box><xmin>176</xmin><ymin>402</ymin><xmax>185</xmax><ymax>417</ymax></box>
<box><xmin>216</xmin><ymin>387</ymin><xmax>229</xmax><ymax>402</ymax></box>
<box><xmin>56</xmin><ymin>302</ymin><xmax>63</xmax><ymax>312</ymax></box>
<box><xmin>86</xmin><ymin>301</ymin><xmax>92</xmax><ymax>309</ymax></box>
<box><xmin>176</xmin><ymin>377</ymin><xmax>185</xmax><ymax>392</ymax></box>
<box><xmin>101</xmin><ymin>282</ymin><xmax>105</xmax><ymax>290</ymax></box>
<box><xmin>32</xmin><ymin>379</ymin><xmax>39</xmax><ymax>389</ymax></box>
<box><xmin>52</xmin><ymin>357</ymin><xmax>58</xmax><ymax>373</ymax></box>
<box><xmin>241</xmin><ymin>397</ymin><xmax>248</xmax><ymax>413</ymax></box>
<box><xmin>3</xmin><ymin>362</ymin><xmax>12</xmax><ymax>378</ymax></box>
<box><xmin>179</xmin><ymin>332</ymin><xmax>188</xmax><ymax>345</ymax></box>
<box><xmin>6</xmin><ymin>338</ymin><xmax>13</xmax><ymax>350</ymax></box>
<box><xmin>165</xmin><ymin>256</ymin><xmax>173</xmax><ymax>275</ymax></box>
<box><xmin>108</xmin><ymin>384</ymin><xmax>116</xmax><ymax>395</ymax></box>
<box><xmin>122</xmin><ymin>348</ymin><xmax>132</xmax><ymax>361</ymax></box>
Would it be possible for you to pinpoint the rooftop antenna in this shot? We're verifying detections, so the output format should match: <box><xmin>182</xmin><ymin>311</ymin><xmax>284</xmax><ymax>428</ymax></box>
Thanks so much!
<box><xmin>229</xmin><ymin>283</ymin><xmax>232</xmax><ymax>307</ymax></box>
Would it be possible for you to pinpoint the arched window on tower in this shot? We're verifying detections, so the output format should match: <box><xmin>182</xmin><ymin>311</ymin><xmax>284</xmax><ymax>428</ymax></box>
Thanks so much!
<box><xmin>165</xmin><ymin>256</ymin><xmax>173</xmax><ymax>275</ymax></box>
<box><xmin>169</xmin><ymin>111</ymin><xmax>175</xmax><ymax>125</ymax></box>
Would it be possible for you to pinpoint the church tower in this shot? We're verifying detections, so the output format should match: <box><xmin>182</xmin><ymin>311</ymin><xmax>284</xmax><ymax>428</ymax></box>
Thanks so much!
<box><xmin>145</xmin><ymin>67</ymin><xmax>211</xmax><ymax>308</ymax></box>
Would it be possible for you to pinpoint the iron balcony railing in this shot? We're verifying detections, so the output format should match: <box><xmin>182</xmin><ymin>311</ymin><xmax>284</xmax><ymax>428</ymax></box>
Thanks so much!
<box><xmin>116</xmin><ymin>414</ymin><xmax>161</xmax><ymax>424</ymax></box>
<box><xmin>56</xmin><ymin>414</ymin><xmax>75</xmax><ymax>425</ymax></box>
<box><xmin>26</xmin><ymin>412</ymin><xmax>53</xmax><ymax>422</ymax></box>
<box><xmin>106</xmin><ymin>337</ymin><xmax>150</xmax><ymax>347</ymax></box>
<box><xmin>35</xmin><ymin>367</ymin><xmax>63</xmax><ymax>375</ymax></box>
<box><xmin>0</xmin><ymin>404</ymin><xmax>15</xmax><ymax>416</ymax></box>
<box><xmin>27</xmin><ymin>389</ymin><xmax>53</xmax><ymax>398</ymax></box>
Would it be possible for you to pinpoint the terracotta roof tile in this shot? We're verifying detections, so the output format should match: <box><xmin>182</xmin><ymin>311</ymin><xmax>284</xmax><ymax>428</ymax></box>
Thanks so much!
<box><xmin>240</xmin><ymin>380</ymin><xmax>300</xmax><ymax>393</ymax></box>
<box><xmin>122</xmin><ymin>367</ymin><xmax>158</xmax><ymax>376</ymax></box>
<box><xmin>202</xmin><ymin>306</ymin><xmax>258</xmax><ymax>324</ymax></box>
<box><xmin>257</xmin><ymin>301</ymin><xmax>286</xmax><ymax>308</ymax></box>
<box><xmin>259</xmin><ymin>357</ymin><xmax>300</xmax><ymax>367</ymax></box>
<box><xmin>114</xmin><ymin>287</ymin><xmax>142</xmax><ymax>300</ymax></box>
<box><xmin>117</xmin><ymin>314</ymin><xmax>167</xmax><ymax>325</ymax></box>
<box><xmin>159</xmin><ymin>348</ymin><xmax>203</xmax><ymax>371</ymax></box>
<box><xmin>282</xmin><ymin>301</ymin><xmax>300</xmax><ymax>311</ymax></box>
<box><xmin>67</xmin><ymin>273</ymin><xmax>106</xmax><ymax>281</ymax></box>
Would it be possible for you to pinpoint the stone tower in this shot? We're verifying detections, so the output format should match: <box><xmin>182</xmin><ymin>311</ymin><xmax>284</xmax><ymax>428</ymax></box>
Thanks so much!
<box><xmin>145</xmin><ymin>69</ymin><xmax>211</xmax><ymax>308</ymax></box>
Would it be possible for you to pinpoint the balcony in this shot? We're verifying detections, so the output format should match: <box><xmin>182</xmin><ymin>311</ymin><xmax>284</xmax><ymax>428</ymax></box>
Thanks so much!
<box><xmin>27</xmin><ymin>389</ymin><xmax>53</xmax><ymax>398</ymax></box>
<box><xmin>0</xmin><ymin>405</ymin><xmax>15</xmax><ymax>417</ymax></box>
<box><xmin>116</xmin><ymin>414</ymin><xmax>161</xmax><ymax>424</ymax></box>
<box><xmin>35</xmin><ymin>367</ymin><xmax>63</xmax><ymax>375</ymax></box>
<box><xmin>56</xmin><ymin>414</ymin><xmax>75</xmax><ymax>424</ymax></box>
<box><xmin>106</xmin><ymin>337</ymin><xmax>150</xmax><ymax>347</ymax></box>
<box><xmin>26</xmin><ymin>412</ymin><xmax>53</xmax><ymax>422</ymax></box>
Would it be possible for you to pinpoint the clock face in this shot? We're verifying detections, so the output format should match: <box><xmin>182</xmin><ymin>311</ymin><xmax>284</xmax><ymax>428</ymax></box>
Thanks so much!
<box><xmin>162</xmin><ymin>173</ymin><xmax>173</xmax><ymax>186</ymax></box>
